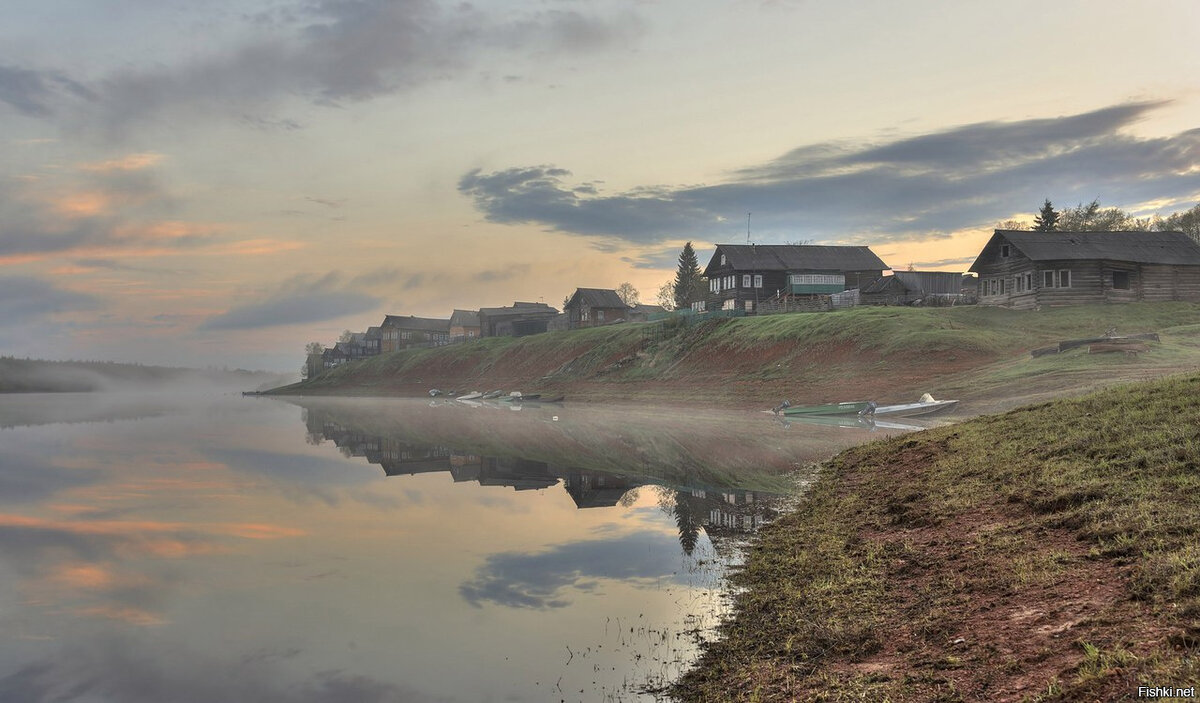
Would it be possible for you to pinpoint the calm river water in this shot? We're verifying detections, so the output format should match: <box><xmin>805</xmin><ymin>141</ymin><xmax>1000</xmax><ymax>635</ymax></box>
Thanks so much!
<box><xmin>0</xmin><ymin>392</ymin><xmax>910</xmax><ymax>702</ymax></box>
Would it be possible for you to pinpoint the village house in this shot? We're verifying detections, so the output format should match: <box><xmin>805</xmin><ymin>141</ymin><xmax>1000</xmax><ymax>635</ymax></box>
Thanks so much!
<box><xmin>563</xmin><ymin>288</ymin><xmax>629</xmax><ymax>329</ymax></box>
<box><xmin>477</xmin><ymin>302</ymin><xmax>559</xmax><ymax>337</ymax></box>
<box><xmin>860</xmin><ymin>270</ymin><xmax>967</xmax><ymax>306</ymax></box>
<box><xmin>449</xmin><ymin>309</ymin><xmax>480</xmax><ymax>342</ymax></box>
<box><xmin>628</xmin><ymin>303</ymin><xmax>667</xmax><ymax>322</ymax></box>
<box><xmin>379</xmin><ymin>314</ymin><xmax>451</xmax><ymax>352</ymax></box>
<box><xmin>969</xmin><ymin>230</ymin><xmax>1200</xmax><ymax>309</ymax></box>
<box><xmin>703</xmin><ymin>244</ymin><xmax>889</xmax><ymax>314</ymax></box>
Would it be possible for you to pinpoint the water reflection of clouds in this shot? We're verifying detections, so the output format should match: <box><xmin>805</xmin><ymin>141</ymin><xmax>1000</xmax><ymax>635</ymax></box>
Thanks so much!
<box><xmin>459</xmin><ymin>530</ymin><xmax>688</xmax><ymax>610</ymax></box>
<box><xmin>0</xmin><ymin>451</ymin><xmax>101</xmax><ymax>504</ymax></box>
<box><xmin>0</xmin><ymin>639</ymin><xmax>451</xmax><ymax>703</ymax></box>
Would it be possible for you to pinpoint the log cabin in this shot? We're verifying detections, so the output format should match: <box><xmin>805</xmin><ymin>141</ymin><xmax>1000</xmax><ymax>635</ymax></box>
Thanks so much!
<box><xmin>702</xmin><ymin>244</ymin><xmax>888</xmax><ymax>314</ymax></box>
<box><xmin>969</xmin><ymin>230</ymin><xmax>1200</xmax><ymax>309</ymax></box>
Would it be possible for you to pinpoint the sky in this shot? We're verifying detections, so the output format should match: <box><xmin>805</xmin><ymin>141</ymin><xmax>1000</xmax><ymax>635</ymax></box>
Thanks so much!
<box><xmin>3</xmin><ymin>0</ymin><xmax>1199</xmax><ymax>371</ymax></box>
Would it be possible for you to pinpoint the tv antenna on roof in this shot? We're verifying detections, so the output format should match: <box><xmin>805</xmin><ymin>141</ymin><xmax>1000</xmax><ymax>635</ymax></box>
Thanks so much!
<box><xmin>746</xmin><ymin>212</ymin><xmax>751</xmax><ymax>244</ymax></box>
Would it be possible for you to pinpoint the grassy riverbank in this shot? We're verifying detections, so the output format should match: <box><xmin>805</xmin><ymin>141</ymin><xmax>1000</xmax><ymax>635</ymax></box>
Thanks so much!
<box><xmin>671</xmin><ymin>373</ymin><xmax>1200</xmax><ymax>701</ymax></box>
<box><xmin>276</xmin><ymin>303</ymin><xmax>1200</xmax><ymax>412</ymax></box>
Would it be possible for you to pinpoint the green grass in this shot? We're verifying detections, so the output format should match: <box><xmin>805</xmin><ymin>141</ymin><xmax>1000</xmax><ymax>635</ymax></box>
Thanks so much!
<box><xmin>672</xmin><ymin>373</ymin><xmax>1200</xmax><ymax>701</ymax></box>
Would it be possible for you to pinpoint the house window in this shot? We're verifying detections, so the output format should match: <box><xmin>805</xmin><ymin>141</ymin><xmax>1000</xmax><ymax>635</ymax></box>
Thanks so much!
<box><xmin>720</xmin><ymin>254</ymin><xmax>726</xmax><ymax>265</ymax></box>
<box><xmin>754</xmin><ymin>274</ymin><xmax>763</xmax><ymax>288</ymax></box>
<box><xmin>1112</xmin><ymin>271</ymin><xmax>1130</xmax><ymax>290</ymax></box>
<box><xmin>744</xmin><ymin>300</ymin><xmax>754</xmax><ymax>313</ymax></box>
<box><xmin>1015</xmin><ymin>276</ymin><xmax>1024</xmax><ymax>293</ymax></box>
<box><xmin>1000</xmin><ymin>279</ymin><xmax>1006</xmax><ymax>295</ymax></box>
<box><xmin>742</xmin><ymin>275</ymin><xmax>751</xmax><ymax>288</ymax></box>
<box><xmin>1001</xmin><ymin>245</ymin><xmax>1011</xmax><ymax>258</ymax></box>
<box><xmin>1043</xmin><ymin>270</ymin><xmax>1055</xmax><ymax>288</ymax></box>
<box><xmin>597</xmin><ymin>310</ymin><xmax>605</xmax><ymax>321</ymax></box>
<box><xmin>710</xmin><ymin>279</ymin><xmax>719</xmax><ymax>293</ymax></box>
<box><xmin>1058</xmin><ymin>269</ymin><xmax>1071</xmax><ymax>288</ymax></box>
<box><xmin>1025</xmin><ymin>273</ymin><xmax>1033</xmax><ymax>291</ymax></box>
<box><xmin>722</xmin><ymin>299</ymin><xmax>735</xmax><ymax>310</ymax></box>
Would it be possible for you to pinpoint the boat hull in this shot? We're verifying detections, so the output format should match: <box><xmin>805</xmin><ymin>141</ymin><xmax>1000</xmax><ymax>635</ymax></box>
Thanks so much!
<box><xmin>781</xmin><ymin>401</ymin><xmax>873</xmax><ymax>416</ymax></box>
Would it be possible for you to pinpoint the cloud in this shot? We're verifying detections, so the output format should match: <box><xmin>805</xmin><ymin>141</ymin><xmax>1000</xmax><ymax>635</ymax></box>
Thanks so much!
<box><xmin>0</xmin><ymin>640</ymin><xmax>448</xmax><ymax>703</ymax></box>
<box><xmin>459</xmin><ymin>101</ymin><xmax>1200</xmax><ymax>246</ymax></box>
<box><xmin>0</xmin><ymin>64</ymin><xmax>94</xmax><ymax>117</ymax></box>
<box><xmin>7</xmin><ymin>2</ymin><xmax>643</xmax><ymax>137</ymax></box>
<box><xmin>459</xmin><ymin>530</ymin><xmax>687</xmax><ymax>609</ymax></box>
<box><xmin>199</xmin><ymin>272</ymin><xmax>382</xmax><ymax>331</ymax></box>
<box><xmin>0</xmin><ymin>276</ymin><xmax>100</xmax><ymax>325</ymax></box>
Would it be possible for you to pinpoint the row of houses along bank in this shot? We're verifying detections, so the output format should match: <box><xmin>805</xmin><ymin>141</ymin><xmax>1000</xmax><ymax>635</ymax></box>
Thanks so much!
<box><xmin>309</xmin><ymin>229</ymin><xmax>1200</xmax><ymax>375</ymax></box>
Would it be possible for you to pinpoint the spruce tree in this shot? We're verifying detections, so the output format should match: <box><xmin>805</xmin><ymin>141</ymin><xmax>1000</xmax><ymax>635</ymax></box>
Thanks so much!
<box><xmin>1033</xmin><ymin>199</ymin><xmax>1059</xmax><ymax>232</ymax></box>
<box><xmin>672</xmin><ymin>242</ymin><xmax>702</xmax><ymax>310</ymax></box>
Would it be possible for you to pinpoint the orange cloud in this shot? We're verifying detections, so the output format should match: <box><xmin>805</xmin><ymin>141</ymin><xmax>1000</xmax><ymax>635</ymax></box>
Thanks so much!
<box><xmin>220</xmin><ymin>238</ymin><xmax>307</xmax><ymax>256</ymax></box>
<box><xmin>51</xmin><ymin>563</ymin><xmax>115</xmax><ymax>590</ymax></box>
<box><xmin>77</xmin><ymin>153</ymin><xmax>165</xmax><ymax>172</ymax></box>
<box><xmin>76</xmin><ymin>605</ymin><xmax>167</xmax><ymax>626</ymax></box>
<box><xmin>0</xmin><ymin>514</ymin><xmax>304</xmax><ymax>540</ymax></box>
<box><xmin>56</xmin><ymin>191</ymin><xmax>109</xmax><ymax>217</ymax></box>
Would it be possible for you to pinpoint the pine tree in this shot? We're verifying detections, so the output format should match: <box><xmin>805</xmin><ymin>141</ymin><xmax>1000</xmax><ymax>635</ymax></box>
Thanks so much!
<box><xmin>1033</xmin><ymin>199</ymin><xmax>1059</xmax><ymax>232</ymax></box>
<box><xmin>672</xmin><ymin>242</ymin><xmax>702</xmax><ymax>310</ymax></box>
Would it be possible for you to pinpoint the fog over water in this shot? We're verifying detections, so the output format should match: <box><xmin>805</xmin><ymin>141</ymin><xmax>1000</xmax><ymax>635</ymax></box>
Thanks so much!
<box><xmin>0</xmin><ymin>393</ymin><xmax>910</xmax><ymax>701</ymax></box>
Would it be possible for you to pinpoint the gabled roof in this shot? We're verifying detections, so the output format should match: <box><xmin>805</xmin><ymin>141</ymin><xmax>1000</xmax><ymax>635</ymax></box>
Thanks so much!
<box><xmin>566</xmin><ymin>288</ymin><xmax>627</xmax><ymax>309</ymax></box>
<box><xmin>704</xmin><ymin>244</ymin><xmax>889</xmax><ymax>275</ymax></box>
<box><xmin>632</xmin><ymin>303</ymin><xmax>666</xmax><ymax>314</ymax></box>
<box><xmin>970</xmin><ymin>230</ymin><xmax>1200</xmax><ymax>271</ymax></box>
<box><xmin>449</xmin><ymin>309</ymin><xmax>479</xmax><ymax>327</ymax></box>
<box><xmin>381</xmin><ymin>314</ymin><xmax>450</xmax><ymax>332</ymax></box>
<box><xmin>364</xmin><ymin>326</ymin><xmax>382</xmax><ymax>340</ymax></box>
<box><xmin>478</xmin><ymin>302</ymin><xmax>559</xmax><ymax>317</ymax></box>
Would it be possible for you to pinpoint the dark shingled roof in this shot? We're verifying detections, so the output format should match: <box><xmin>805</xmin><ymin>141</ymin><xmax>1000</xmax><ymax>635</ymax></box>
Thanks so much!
<box><xmin>478</xmin><ymin>302</ymin><xmax>558</xmax><ymax>317</ymax></box>
<box><xmin>449</xmin><ymin>309</ymin><xmax>479</xmax><ymax>327</ymax></box>
<box><xmin>381</xmin><ymin>314</ymin><xmax>450</xmax><ymax>332</ymax></box>
<box><xmin>567</xmin><ymin>288</ymin><xmax>627</xmax><ymax>309</ymax></box>
<box><xmin>971</xmin><ymin>230</ymin><xmax>1200</xmax><ymax>271</ymax></box>
<box><xmin>705</xmin><ymin>244</ymin><xmax>889</xmax><ymax>275</ymax></box>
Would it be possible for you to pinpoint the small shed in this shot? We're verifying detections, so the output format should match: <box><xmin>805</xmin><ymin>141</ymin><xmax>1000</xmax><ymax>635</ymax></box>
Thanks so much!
<box><xmin>861</xmin><ymin>271</ymin><xmax>966</xmax><ymax>305</ymax></box>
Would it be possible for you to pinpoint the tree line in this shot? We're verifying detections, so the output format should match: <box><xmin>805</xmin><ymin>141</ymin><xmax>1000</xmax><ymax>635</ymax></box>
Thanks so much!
<box><xmin>1003</xmin><ymin>199</ymin><xmax>1200</xmax><ymax>237</ymax></box>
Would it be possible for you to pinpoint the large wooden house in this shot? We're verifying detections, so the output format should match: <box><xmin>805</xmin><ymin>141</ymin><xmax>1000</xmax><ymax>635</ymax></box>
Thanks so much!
<box><xmin>969</xmin><ymin>230</ymin><xmax>1200</xmax><ymax>309</ymax></box>
<box><xmin>564</xmin><ymin>288</ymin><xmax>629</xmax><ymax>328</ymax></box>
<box><xmin>379</xmin><ymin>314</ymin><xmax>451</xmax><ymax>352</ymax></box>
<box><xmin>703</xmin><ymin>244</ymin><xmax>888</xmax><ymax>313</ymax></box>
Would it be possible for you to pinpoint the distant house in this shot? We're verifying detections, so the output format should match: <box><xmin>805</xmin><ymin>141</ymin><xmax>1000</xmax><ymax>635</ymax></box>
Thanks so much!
<box><xmin>969</xmin><ymin>230</ymin><xmax>1200</xmax><ymax>309</ymax></box>
<box><xmin>628</xmin><ymin>303</ymin><xmax>667</xmax><ymax>322</ymax></box>
<box><xmin>449</xmin><ymin>309</ymin><xmax>480</xmax><ymax>342</ymax></box>
<box><xmin>860</xmin><ymin>271</ymin><xmax>966</xmax><ymax>306</ymax></box>
<box><xmin>379</xmin><ymin>314</ymin><xmax>451</xmax><ymax>352</ymax></box>
<box><xmin>363</xmin><ymin>326</ymin><xmax>383</xmax><ymax>356</ymax></box>
<box><xmin>477</xmin><ymin>302</ymin><xmax>559</xmax><ymax>337</ymax></box>
<box><xmin>703</xmin><ymin>244</ymin><xmax>889</xmax><ymax>314</ymax></box>
<box><xmin>564</xmin><ymin>288</ymin><xmax>629</xmax><ymax>329</ymax></box>
<box><xmin>321</xmin><ymin>345</ymin><xmax>348</xmax><ymax>369</ymax></box>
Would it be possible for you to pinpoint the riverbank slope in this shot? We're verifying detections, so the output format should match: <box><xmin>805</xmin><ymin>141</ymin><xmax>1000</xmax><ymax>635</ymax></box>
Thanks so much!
<box><xmin>274</xmin><ymin>303</ymin><xmax>1200</xmax><ymax>413</ymax></box>
<box><xmin>671</xmin><ymin>373</ymin><xmax>1200</xmax><ymax>701</ymax></box>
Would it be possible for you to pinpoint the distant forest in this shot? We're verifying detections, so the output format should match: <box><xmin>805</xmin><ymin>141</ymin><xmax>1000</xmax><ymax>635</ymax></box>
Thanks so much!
<box><xmin>0</xmin><ymin>357</ymin><xmax>292</xmax><ymax>393</ymax></box>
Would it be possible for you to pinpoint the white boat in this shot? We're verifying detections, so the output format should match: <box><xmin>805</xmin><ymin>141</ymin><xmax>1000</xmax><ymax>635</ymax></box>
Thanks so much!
<box><xmin>456</xmin><ymin>391</ymin><xmax>483</xmax><ymax>401</ymax></box>
<box><xmin>865</xmin><ymin>394</ymin><xmax>958</xmax><ymax>417</ymax></box>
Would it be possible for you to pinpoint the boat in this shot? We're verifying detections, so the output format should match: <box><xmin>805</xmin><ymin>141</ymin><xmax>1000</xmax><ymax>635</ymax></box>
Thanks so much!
<box><xmin>781</xmin><ymin>414</ymin><xmax>924</xmax><ymax>431</ymax></box>
<box><xmin>865</xmin><ymin>394</ymin><xmax>958</xmax><ymax>417</ymax></box>
<box><xmin>479</xmin><ymin>390</ymin><xmax>505</xmax><ymax>400</ymax></box>
<box><xmin>456</xmin><ymin>391</ymin><xmax>483</xmax><ymax>401</ymax></box>
<box><xmin>779</xmin><ymin>401</ymin><xmax>873</xmax><ymax>416</ymax></box>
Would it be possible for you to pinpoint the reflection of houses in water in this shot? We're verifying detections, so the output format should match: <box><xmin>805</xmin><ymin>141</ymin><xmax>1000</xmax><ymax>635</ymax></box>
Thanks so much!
<box><xmin>560</xmin><ymin>468</ymin><xmax>643</xmax><ymax>509</ymax></box>
<box><xmin>303</xmin><ymin>408</ymin><xmax>782</xmax><ymax>553</ymax></box>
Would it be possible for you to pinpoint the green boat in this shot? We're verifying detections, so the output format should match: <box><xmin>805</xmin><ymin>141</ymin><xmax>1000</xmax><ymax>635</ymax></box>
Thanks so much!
<box><xmin>778</xmin><ymin>400</ymin><xmax>873</xmax><ymax>416</ymax></box>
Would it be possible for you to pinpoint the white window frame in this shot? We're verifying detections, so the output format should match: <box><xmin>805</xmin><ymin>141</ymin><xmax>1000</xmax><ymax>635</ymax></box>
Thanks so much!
<box><xmin>1058</xmin><ymin>269</ymin><xmax>1071</xmax><ymax>288</ymax></box>
<box><xmin>1043</xmin><ymin>270</ymin><xmax>1055</xmax><ymax>288</ymax></box>
<box><xmin>742</xmin><ymin>274</ymin><xmax>751</xmax><ymax>288</ymax></box>
<box><xmin>754</xmin><ymin>274</ymin><xmax>763</xmax><ymax>288</ymax></box>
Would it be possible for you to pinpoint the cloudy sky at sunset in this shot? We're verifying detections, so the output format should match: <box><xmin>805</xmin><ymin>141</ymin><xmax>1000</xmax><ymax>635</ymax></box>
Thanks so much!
<box><xmin>3</xmin><ymin>0</ymin><xmax>1199</xmax><ymax>370</ymax></box>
